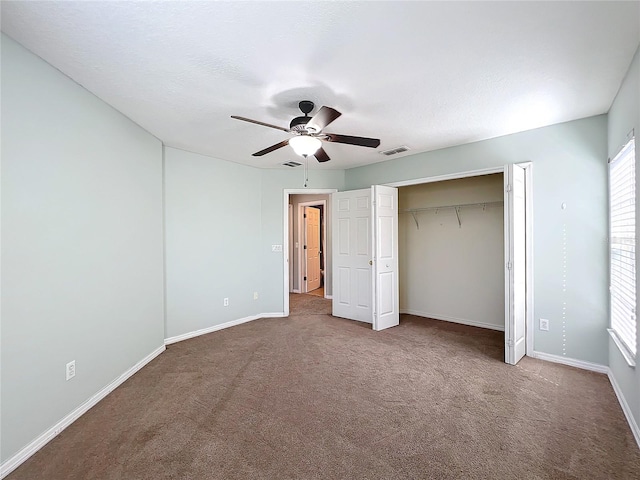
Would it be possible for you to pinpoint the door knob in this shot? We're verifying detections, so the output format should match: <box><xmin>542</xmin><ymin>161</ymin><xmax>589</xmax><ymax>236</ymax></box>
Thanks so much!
<box><xmin>369</xmin><ymin>260</ymin><xmax>373</xmax><ymax>265</ymax></box>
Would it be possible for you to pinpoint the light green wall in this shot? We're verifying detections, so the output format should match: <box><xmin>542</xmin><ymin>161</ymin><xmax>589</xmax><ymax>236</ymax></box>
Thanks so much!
<box><xmin>346</xmin><ymin>115</ymin><xmax>609</xmax><ymax>365</ymax></box>
<box><xmin>1</xmin><ymin>35</ymin><xmax>165</xmax><ymax>461</ymax></box>
<box><xmin>164</xmin><ymin>147</ymin><xmax>263</xmax><ymax>338</ymax></box>
<box><xmin>164</xmin><ymin>152</ymin><xmax>345</xmax><ymax>331</ymax></box>
<box><xmin>607</xmin><ymin>43</ymin><xmax>640</xmax><ymax>434</ymax></box>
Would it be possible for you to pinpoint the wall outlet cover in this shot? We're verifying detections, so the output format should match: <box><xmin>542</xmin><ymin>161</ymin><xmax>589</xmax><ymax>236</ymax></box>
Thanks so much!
<box><xmin>539</xmin><ymin>318</ymin><xmax>550</xmax><ymax>331</ymax></box>
<box><xmin>66</xmin><ymin>360</ymin><xmax>76</xmax><ymax>381</ymax></box>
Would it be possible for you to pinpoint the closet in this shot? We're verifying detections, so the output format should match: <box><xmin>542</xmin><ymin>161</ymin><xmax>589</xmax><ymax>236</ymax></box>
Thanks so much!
<box><xmin>398</xmin><ymin>173</ymin><xmax>505</xmax><ymax>331</ymax></box>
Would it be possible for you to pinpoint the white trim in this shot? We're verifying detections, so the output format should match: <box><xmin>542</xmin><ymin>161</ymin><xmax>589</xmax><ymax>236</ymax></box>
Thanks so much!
<box><xmin>0</xmin><ymin>345</ymin><xmax>166</xmax><ymax>479</ymax></box>
<box><xmin>164</xmin><ymin>315</ymin><xmax>262</xmax><ymax>345</ymax></box>
<box><xmin>523</xmin><ymin>162</ymin><xmax>534</xmax><ymax>357</ymax></box>
<box><xmin>530</xmin><ymin>350</ymin><xmax>609</xmax><ymax>374</ymax></box>
<box><xmin>385</xmin><ymin>166</ymin><xmax>504</xmax><ymax>188</ymax></box>
<box><xmin>162</xmin><ymin>144</ymin><xmax>168</xmax><ymax>338</ymax></box>
<box><xmin>608</xmin><ymin>328</ymin><xmax>637</xmax><ymax>367</ymax></box>
<box><xmin>283</xmin><ymin>189</ymin><xmax>337</xmax><ymax>317</ymax></box>
<box><xmin>260</xmin><ymin>312</ymin><xmax>287</xmax><ymax>318</ymax></box>
<box><xmin>288</xmin><ymin>204</ymin><xmax>294</xmax><ymax>293</ymax></box>
<box><xmin>164</xmin><ymin>313</ymin><xmax>288</xmax><ymax>345</ymax></box>
<box><xmin>292</xmin><ymin>289</ymin><xmax>301</xmax><ymax>294</ymax></box>
<box><xmin>325</xmin><ymin>294</ymin><xmax>333</xmax><ymax>300</ymax></box>
<box><xmin>607</xmin><ymin>368</ymin><xmax>640</xmax><ymax>449</ymax></box>
<box><xmin>400</xmin><ymin>309</ymin><xmax>505</xmax><ymax>332</ymax></box>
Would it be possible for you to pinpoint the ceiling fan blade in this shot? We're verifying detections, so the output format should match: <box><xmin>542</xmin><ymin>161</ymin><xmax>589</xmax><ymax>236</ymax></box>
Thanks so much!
<box><xmin>325</xmin><ymin>134</ymin><xmax>380</xmax><ymax>148</ymax></box>
<box><xmin>252</xmin><ymin>140</ymin><xmax>290</xmax><ymax>156</ymax></box>
<box><xmin>314</xmin><ymin>147</ymin><xmax>331</xmax><ymax>163</ymax></box>
<box><xmin>231</xmin><ymin>115</ymin><xmax>291</xmax><ymax>133</ymax></box>
<box><xmin>306</xmin><ymin>106</ymin><xmax>341</xmax><ymax>133</ymax></box>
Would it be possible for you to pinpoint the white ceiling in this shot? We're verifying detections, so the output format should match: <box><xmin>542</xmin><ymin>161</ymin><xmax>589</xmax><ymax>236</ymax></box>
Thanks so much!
<box><xmin>2</xmin><ymin>1</ymin><xmax>639</xmax><ymax>170</ymax></box>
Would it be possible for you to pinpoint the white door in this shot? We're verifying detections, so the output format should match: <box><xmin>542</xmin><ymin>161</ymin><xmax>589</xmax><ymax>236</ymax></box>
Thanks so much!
<box><xmin>305</xmin><ymin>206</ymin><xmax>321</xmax><ymax>292</ymax></box>
<box><xmin>372</xmin><ymin>185</ymin><xmax>399</xmax><ymax>331</ymax></box>
<box><xmin>332</xmin><ymin>189</ymin><xmax>373</xmax><ymax>323</ymax></box>
<box><xmin>505</xmin><ymin>164</ymin><xmax>527</xmax><ymax>364</ymax></box>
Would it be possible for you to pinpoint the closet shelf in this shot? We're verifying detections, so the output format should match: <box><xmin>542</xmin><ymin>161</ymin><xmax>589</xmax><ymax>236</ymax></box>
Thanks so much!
<box><xmin>400</xmin><ymin>201</ymin><xmax>504</xmax><ymax>229</ymax></box>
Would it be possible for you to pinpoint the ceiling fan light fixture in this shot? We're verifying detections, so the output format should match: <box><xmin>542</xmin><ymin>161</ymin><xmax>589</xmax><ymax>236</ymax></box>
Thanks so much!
<box><xmin>289</xmin><ymin>135</ymin><xmax>322</xmax><ymax>157</ymax></box>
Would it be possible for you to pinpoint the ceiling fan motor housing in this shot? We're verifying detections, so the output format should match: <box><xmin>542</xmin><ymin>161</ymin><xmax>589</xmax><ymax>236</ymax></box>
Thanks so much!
<box><xmin>289</xmin><ymin>116</ymin><xmax>311</xmax><ymax>132</ymax></box>
<box><xmin>289</xmin><ymin>100</ymin><xmax>316</xmax><ymax>132</ymax></box>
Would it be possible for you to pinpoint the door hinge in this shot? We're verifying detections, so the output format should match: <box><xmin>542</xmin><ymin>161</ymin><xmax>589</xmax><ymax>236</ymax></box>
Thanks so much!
<box><xmin>303</xmin><ymin>245</ymin><xmax>307</xmax><ymax>250</ymax></box>
<box><xmin>304</xmin><ymin>276</ymin><xmax>307</xmax><ymax>281</ymax></box>
<box><xmin>304</xmin><ymin>213</ymin><xmax>306</xmax><ymax>218</ymax></box>
<box><xmin>506</xmin><ymin>261</ymin><xmax>513</xmax><ymax>270</ymax></box>
<box><xmin>506</xmin><ymin>184</ymin><xmax>512</xmax><ymax>192</ymax></box>
<box><xmin>507</xmin><ymin>340</ymin><xmax>515</xmax><ymax>347</ymax></box>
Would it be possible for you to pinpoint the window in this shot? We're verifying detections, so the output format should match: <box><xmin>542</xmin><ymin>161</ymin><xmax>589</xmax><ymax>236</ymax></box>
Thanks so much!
<box><xmin>609</xmin><ymin>137</ymin><xmax>636</xmax><ymax>362</ymax></box>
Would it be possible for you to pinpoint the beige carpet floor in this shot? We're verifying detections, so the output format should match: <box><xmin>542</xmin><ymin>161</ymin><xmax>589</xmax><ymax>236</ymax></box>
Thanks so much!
<box><xmin>7</xmin><ymin>294</ymin><xmax>640</xmax><ymax>479</ymax></box>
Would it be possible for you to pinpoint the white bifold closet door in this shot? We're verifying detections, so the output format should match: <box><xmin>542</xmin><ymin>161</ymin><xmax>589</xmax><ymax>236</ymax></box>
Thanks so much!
<box><xmin>332</xmin><ymin>186</ymin><xmax>399</xmax><ymax>331</ymax></box>
<box><xmin>505</xmin><ymin>164</ymin><xmax>527</xmax><ymax>365</ymax></box>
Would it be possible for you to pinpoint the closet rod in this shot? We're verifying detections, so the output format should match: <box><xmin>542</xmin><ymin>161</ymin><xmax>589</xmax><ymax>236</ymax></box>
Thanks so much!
<box><xmin>400</xmin><ymin>200</ymin><xmax>504</xmax><ymax>229</ymax></box>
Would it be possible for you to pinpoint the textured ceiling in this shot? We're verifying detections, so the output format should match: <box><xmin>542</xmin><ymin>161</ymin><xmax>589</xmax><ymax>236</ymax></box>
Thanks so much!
<box><xmin>2</xmin><ymin>1</ymin><xmax>639</xmax><ymax>169</ymax></box>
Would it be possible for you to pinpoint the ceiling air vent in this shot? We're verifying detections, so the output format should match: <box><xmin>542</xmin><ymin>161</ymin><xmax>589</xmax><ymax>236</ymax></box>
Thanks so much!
<box><xmin>282</xmin><ymin>161</ymin><xmax>302</xmax><ymax>168</ymax></box>
<box><xmin>380</xmin><ymin>145</ymin><xmax>409</xmax><ymax>156</ymax></box>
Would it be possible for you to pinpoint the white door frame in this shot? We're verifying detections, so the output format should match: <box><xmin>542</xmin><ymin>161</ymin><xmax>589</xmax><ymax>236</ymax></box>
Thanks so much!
<box><xmin>288</xmin><ymin>204</ymin><xmax>294</xmax><ymax>293</ymax></box>
<box><xmin>298</xmin><ymin>200</ymin><xmax>327</xmax><ymax>293</ymax></box>
<box><xmin>386</xmin><ymin>164</ymin><xmax>534</xmax><ymax>357</ymax></box>
<box><xmin>283</xmin><ymin>189</ymin><xmax>337</xmax><ymax>316</ymax></box>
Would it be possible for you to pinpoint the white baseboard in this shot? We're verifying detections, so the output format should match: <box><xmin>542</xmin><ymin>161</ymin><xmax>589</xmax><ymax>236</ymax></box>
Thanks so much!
<box><xmin>0</xmin><ymin>345</ymin><xmax>166</xmax><ymax>479</ymax></box>
<box><xmin>400</xmin><ymin>309</ymin><xmax>505</xmax><ymax>332</ymax></box>
<box><xmin>607</xmin><ymin>369</ymin><xmax>640</xmax><ymax>449</ymax></box>
<box><xmin>164</xmin><ymin>312</ymin><xmax>287</xmax><ymax>345</ymax></box>
<box><xmin>165</xmin><ymin>315</ymin><xmax>261</xmax><ymax>345</ymax></box>
<box><xmin>325</xmin><ymin>295</ymin><xmax>333</xmax><ymax>300</ymax></box>
<box><xmin>292</xmin><ymin>289</ymin><xmax>301</xmax><ymax>294</ymax></box>
<box><xmin>260</xmin><ymin>312</ymin><xmax>286</xmax><ymax>318</ymax></box>
<box><xmin>530</xmin><ymin>350</ymin><xmax>609</xmax><ymax>374</ymax></box>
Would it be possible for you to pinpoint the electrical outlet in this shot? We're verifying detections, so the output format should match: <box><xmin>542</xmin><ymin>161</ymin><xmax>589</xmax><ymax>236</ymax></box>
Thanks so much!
<box><xmin>66</xmin><ymin>360</ymin><xmax>76</xmax><ymax>381</ymax></box>
<box><xmin>223</xmin><ymin>297</ymin><xmax>229</xmax><ymax>307</ymax></box>
<box><xmin>253</xmin><ymin>292</ymin><xmax>259</xmax><ymax>300</ymax></box>
<box><xmin>539</xmin><ymin>318</ymin><xmax>549</xmax><ymax>331</ymax></box>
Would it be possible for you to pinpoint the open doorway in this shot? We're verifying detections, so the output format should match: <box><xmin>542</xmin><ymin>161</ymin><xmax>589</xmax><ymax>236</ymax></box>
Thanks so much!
<box><xmin>303</xmin><ymin>205</ymin><xmax>324</xmax><ymax>295</ymax></box>
<box><xmin>283</xmin><ymin>189</ymin><xmax>337</xmax><ymax>316</ymax></box>
<box><xmin>397</xmin><ymin>174</ymin><xmax>505</xmax><ymax>332</ymax></box>
<box><xmin>388</xmin><ymin>164</ymin><xmax>533</xmax><ymax>364</ymax></box>
<box><xmin>296</xmin><ymin>201</ymin><xmax>326</xmax><ymax>296</ymax></box>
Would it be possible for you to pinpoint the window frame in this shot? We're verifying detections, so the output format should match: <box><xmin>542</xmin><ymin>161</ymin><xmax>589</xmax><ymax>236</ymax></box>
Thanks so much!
<box><xmin>608</xmin><ymin>137</ymin><xmax>637</xmax><ymax>367</ymax></box>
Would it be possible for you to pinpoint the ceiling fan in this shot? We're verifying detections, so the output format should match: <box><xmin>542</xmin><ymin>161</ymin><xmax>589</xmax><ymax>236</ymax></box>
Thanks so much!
<box><xmin>231</xmin><ymin>101</ymin><xmax>381</xmax><ymax>163</ymax></box>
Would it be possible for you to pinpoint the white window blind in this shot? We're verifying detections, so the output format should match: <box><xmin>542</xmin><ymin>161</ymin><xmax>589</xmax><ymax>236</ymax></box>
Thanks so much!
<box><xmin>609</xmin><ymin>137</ymin><xmax>636</xmax><ymax>358</ymax></box>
